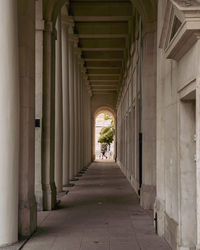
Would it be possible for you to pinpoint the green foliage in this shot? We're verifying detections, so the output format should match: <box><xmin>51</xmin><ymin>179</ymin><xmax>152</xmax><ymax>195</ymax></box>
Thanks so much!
<box><xmin>98</xmin><ymin>112</ymin><xmax>115</xmax><ymax>146</ymax></box>
<box><xmin>98</xmin><ymin>126</ymin><xmax>114</xmax><ymax>145</ymax></box>
<box><xmin>104</xmin><ymin>113</ymin><xmax>112</xmax><ymax>120</ymax></box>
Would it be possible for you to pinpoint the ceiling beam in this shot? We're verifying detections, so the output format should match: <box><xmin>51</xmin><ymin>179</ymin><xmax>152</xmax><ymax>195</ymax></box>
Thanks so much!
<box><xmin>70</xmin><ymin>2</ymin><xmax>132</xmax><ymax>17</ymax></box>
<box><xmin>82</xmin><ymin>48</ymin><xmax>125</xmax><ymax>51</ymax></box>
<box><xmin>88</xmin><ymin>74</ymin><xmax>120</xmax><ymax>76</ymax></box>
<box><xmin>87</xmin><ymin>67</ymin><xmax>120</xmax><ymax>70</ymax></box>
<box><xmin>74</xmin><ymin>16</ymin><xmax>131</xmax><ymax>22</ymax></box>
<box><xmin>78</xmin><ymin>34</ymin><xmax>128</xmax><ymax>39</ymax></box>
<box><xmin>91</xmin><ymin>85</ymin><xmax>118</xmax><ymax>88</ymax></box>
<box><xmin>85</xmin><ymin>59</ymin><xmax>123</xmax><ymax>62</ymax></box>
<box><xmin>90</xmin><ymin>80</ymin><xmax>119</xmax><ymax>83</ymax></box>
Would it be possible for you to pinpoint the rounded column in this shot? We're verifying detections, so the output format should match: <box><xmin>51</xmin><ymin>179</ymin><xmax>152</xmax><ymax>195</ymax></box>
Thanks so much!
<box><xmin>55</xmin><ymin>13</ymin><xmax>63</xmax><ymax>193</ymax></box>
<box><xmin>68</xmin><ymin>33</ymin><xmax>75</xmax><ymax>180</ymax></box>
<box><xmin>42</xmin><ymin>21</ymin><xmax>57</xmax><ymax>210</ymax></box>
<box><xmin>61</xmin><ymin>17</ymin><xmax>72</xmax><ymax>186</ymax></box>
<box><xmin>0</xmin><ymin>0</ymin><xmax>19</xmax><ymax>246</ymax></box>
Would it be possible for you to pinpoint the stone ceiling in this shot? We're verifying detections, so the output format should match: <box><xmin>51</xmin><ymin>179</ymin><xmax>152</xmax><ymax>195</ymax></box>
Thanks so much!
<box><xmin>70</xmin><ymin>0</ymin><xmax>133</xmax><ymax>95</ymax></box>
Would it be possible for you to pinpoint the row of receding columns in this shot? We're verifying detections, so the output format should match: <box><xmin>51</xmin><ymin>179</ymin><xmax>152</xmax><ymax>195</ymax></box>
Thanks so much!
<box><xmin>116</xmin><ymin>19</ymin><xmax>157</xmax><ymax>210</ymax></box>
<box><xmin>40</xmin><ymin>12</ymin><xmax>92</xmax><ymax>211</ymax></box>
<box><xmin>0</xmin><ymin>1</ymin><xmax>92</xmax><ymax>246</ymax></box>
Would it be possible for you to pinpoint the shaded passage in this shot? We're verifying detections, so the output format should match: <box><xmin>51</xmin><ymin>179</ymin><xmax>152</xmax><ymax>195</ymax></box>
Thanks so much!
<box><xmin>22</xmin><ymin>162</ymin><xmax>170</xmax><ymax>250</ymax></box>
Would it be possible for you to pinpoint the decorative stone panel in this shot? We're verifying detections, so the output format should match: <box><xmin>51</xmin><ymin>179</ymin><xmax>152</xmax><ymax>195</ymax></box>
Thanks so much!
<box><xmin>160</xmin><ymin>0</ymin><xmax>200</xmax><ymax>61</ymax></box>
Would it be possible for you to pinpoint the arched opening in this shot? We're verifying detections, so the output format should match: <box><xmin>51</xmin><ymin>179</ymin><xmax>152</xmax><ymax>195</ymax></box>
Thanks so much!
<box><xmin>92</xmin><ymin>107</ymin><xmax>116</xmax><ymax>161</ymax></box>
<box><xmin>95</xmin><ymin>111</ymin><xmax>115</xmax><ymax>161</ymax></box>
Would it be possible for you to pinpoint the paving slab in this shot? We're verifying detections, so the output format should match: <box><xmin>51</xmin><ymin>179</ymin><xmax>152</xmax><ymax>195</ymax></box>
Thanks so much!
<box><xmin>20</xmin><ymin>162</ymin><xmax>171</xmax><ymax>250</ymax></box>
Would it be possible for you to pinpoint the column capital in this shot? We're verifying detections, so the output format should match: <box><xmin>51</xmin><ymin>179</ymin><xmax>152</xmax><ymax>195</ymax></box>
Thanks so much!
<box><xmin>81</xmin><ymin>66</ymin><xmax>87</xmax><ymax>74</ymax></box>
<box><xmin>68</xmin><ymin>33</ymin><xmax>78</xmax><ymax>43</ymax></box>
<box><xmin>61</xmin><ymin>15</ymin><xmax>74</xmax><ymax>32</ymax></box>
<box><xmin>74</xmin><ymin>47</ymin><xmax>82</xmax><ymax>58</ymax></box>
<box><xmin>142</xmin><ymin>21</ymin><xmax>157</xmax><ymax>37</ymax></box>
<box><xmin>36</xmin><ymin>20</ymin><xmax>45</xmax><ymax>31</ymax></box>
<box><xmin>44</xmin><ymin>21</ymin><xmax>53</xmax><ymax>33</ymax></box>
<box><xmin>78</xmin><ymin>58</ymin><xmax>84</xmax><ymax>66</ymax></box>
<box><xmin>52</xmin><ymin>27</ymin><xmax>57</xmax><ymax>40</ymax></box>
<box><xmin>61</xmin><ymin>15</ymin><xmax>73</xmax><ymax>25</ymax></box>
<box><xmin>63</xmin><ymin>16</ymin><xmax>74</xmax><ymax>35</ymax></box>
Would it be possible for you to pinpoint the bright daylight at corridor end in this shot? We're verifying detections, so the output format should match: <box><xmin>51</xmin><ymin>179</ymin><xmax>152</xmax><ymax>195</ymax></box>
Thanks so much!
<box><xmin>1</xmin><ymin>0</ymin><xmax>200</xmax><ymax>250</ymax></box>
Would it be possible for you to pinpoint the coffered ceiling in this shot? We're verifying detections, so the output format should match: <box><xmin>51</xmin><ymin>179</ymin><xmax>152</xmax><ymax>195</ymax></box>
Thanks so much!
<box><xmin>70</xmin><ymin>0</ymin><xmax>133</xmax><ymax>95</ymax></box>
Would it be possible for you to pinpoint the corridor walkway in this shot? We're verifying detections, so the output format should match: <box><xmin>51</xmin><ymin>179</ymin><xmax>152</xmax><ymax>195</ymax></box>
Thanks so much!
<box><xmin>22</xmin><ymin>162</ymin><xmax>170</xmax><ymax>250</ymax></box>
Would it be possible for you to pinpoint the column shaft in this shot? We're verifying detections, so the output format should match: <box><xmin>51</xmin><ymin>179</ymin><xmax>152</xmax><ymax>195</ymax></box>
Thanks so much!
<box><xmin>0</xmin><ymin>0</ymin><xmax>19</xmax><ymax>246</ymax></box>
<box><xmin>62</xmin><ymin>21</ymin><xmax>70</xmax><ymax>186</ymax></box>
<box><xmin>18</xmin><ymin>0</ymin><xmax>37</xmax><ymax>237</ymax></box>
<box><xmin>42</xmin><ymin>21</ymin><xmax>57</xmax><ymax>210</ymax></box>
<box><xmin>73</xmin><ymin>49</ymin><xmax>78</xmax><ymax>176</ymax></box>
<box><xmin>55</xmin><ymin>14</ymin><xmax>63</xmax><ymax>193</ymax></box>
<box><xmin>68</xmin><ymin>36</ymin><xmax>75</xmax><ymax>179</ymax></box>
<box><xmin>35</xmin><ymin>0</ymin><xmax>44</xmax><ymax>211</ymax></box>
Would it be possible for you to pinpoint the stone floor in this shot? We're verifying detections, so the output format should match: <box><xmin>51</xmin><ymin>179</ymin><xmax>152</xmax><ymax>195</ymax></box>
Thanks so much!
<box><xmin>20</xmin><ymin>162</ymin><xmax>170</xmax><ymax>250</ymax></box>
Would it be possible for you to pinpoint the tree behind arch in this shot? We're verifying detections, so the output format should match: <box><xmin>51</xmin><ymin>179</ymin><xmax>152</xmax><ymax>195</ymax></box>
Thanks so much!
<box><xmin>98</xmin><ymin>113</ymin><xmax>114</xmax><ymax>146</ymax></box>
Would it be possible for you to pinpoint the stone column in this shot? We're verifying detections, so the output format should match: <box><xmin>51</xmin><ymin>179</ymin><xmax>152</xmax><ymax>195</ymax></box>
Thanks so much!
<box><xmin>80</xmin><ymin>70</ymin><xmax>84</xmax><ymax>169</ymax></box>
<box><xmin>77</xmin><ymin>59</ymin><xmax>83</xmax><ymax>171</ymax></box>
<box><xmin>18</xmin><ymin>0</ymin><xmax>37</xmax><ymax>237</ymax></box>
<box><xmin>88</xmin><ymin>92</ymin><xmax>92</xmax><ymax>164</ymax></box>
<box><xmin>196</xmin><ymin>78</ymin><xmax>200</xmax><ymax>248</ymax></box>
<box><xmin>83</xmin><ymin>84</ymin><xmax>87</xmax><ymax>166</ymax></box>
<box><xmin>140</xmin><ymin>23</ymin><xmax>157</xmax><ymax>210</ymax></box>
<box><xmin>61</xmin><ymin>17</ymin><xmax>72</xmax><ymax>186</ymax></box>
<box><xmin>35</xmin><ymin>0</ymin><xmax>44</xmax><ymax>211</ymax></box>
<box><xmin>42</xmin><ymin>21</ymin><xmax>57</xmax><ymax>210</ymax></box>
<box><xmin>73</xmin><ymin>45</ymin><xmax>79</xmax><ymax>177</ymax></box>
<box><xmin>55</xmin><ymin>13</ymin><xmax>63</xmax><ymax>193</ymax></box>
<box><xmin>73</xmin><ymin>47</ymin><xmax>82</xmax><ymax>175</ymax></box>
<box><xmin>68</xmin><ymin>33</ymin><xmax>75</xmax><ymax>180</ymax></box>
<box><xmin>0</xmin><ymin>0</ymin><xmax>19</xmax><ymax>246</ymax></box>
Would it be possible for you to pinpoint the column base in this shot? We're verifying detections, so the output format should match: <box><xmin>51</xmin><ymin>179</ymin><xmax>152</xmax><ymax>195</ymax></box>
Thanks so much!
<box><xmin>35</xmin><ymin>184</ymin><xmax>43</xmax><ymax>211</ymax></box>
<box><xmin>70</xmin><ymin>177</ymin><xmax>79</xmax><ymax>182</ymax></box>
<box><xmin>0</xmin><ymin>241</ymin><xmax>18</xmax><ymax>248</ymax></box>
<box><xmin>63</xmin><ymin>183</ymin><xmax>75</xmax><ymax>187</ymax></box>
<box><xmin>18</xmin><ymin>197</ymin><xmax>37</xmax><ymax>239</ymax></box>
<box><xmin>154</xmin><ymin>198</ymin><xmax>165</xmax><ymax>236</ymax></box>
<box><xmin>140</xmin><ymin>184</ymin><xmax>156</xmax><ymax>209</ymax></box>
<box><xmin>164</xmin><ymin>212</ymin><xmax>178</xmax><ymax>250</ymax></box>
<box><xmin>43</xmin><ymin>183</ymin><xmax>57</xmax><ymax>211</ymax></box>
<box><xmin>177</xmin><ymin>247</ymin><xmax>195</xmax><ymax>250</ymax></box>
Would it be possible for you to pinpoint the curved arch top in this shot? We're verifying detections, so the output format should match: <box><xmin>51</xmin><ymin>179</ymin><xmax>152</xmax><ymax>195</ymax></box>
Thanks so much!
<box><xmin>131</xmin><ymin>0</ymin><xmax>157</xmax><ymax>22</ymax></box>
<box><xmin>93</xmin><ymin>106</ymin><xmax>116</xmax><ymax>121</ymax></box>
<box><xmin>43</xmin><ymin>0</ymin><xmax>68</xmax><ymax>24</ymax></box>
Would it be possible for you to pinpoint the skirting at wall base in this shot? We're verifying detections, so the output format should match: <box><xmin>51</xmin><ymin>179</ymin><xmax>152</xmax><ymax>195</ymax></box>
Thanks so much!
<box><xmin>154</xmin><ymin>198</ymin><xmax>165</xmax><ymax>237</ymax></box>
<box><xmin>164</xmin><ymin>212</ymin><xmax>178</xmax><ymax>250</ymax></box>
<box><xmin>140</xmin><ymin>184</ymin><xmax>156</xmax><ymax>209</ymax></box>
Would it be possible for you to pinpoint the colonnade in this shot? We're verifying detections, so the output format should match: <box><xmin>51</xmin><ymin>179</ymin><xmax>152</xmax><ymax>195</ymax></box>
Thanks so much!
<box><xmin>0</xmin><ymin>1</ymin><xmax>92</xmax><ymax>246</ymax></box>
<box><xmin>36</xmin><ymin>6</ymin><xmax>92</xmax><ymax>211</ymax></box>
<box><xmin>116</xmin><ymin>15</ymin><xmax>157</xmax><ymax>210</ymax></box>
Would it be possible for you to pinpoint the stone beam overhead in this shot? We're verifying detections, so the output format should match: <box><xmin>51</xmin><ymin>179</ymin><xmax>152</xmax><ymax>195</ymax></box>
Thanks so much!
<box><xmin>86</xmin><ymin>61</ymin><xmax>122</xmax><ymax>67</ymax></box>
<box><xmin>69</xmin><ymin>0</ymin><xmax>132</xmax><ymax>95</ymax></box>
<box><xmin>76</xmin><ymin>22</ymin><xmax>129</xmax><ymax>35</ymax></box>
<box><xmin>83</xmin><ymin>51</ymin><xmax>124</xmax><ymax>59</ymax></box>
<box><xmin>89</xmin><ymin>76</ymin><xmax>119</xmax><ymax>80</ymax></box>
<box><xmin>70</xmin><ymin>1</ymin><xmax>132</xmax><ymax>16</ymax></box>
<box><xmin>74</xmin><ymin>16</ymin><xmax>131</xmax><ymax>22</ymax></box>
